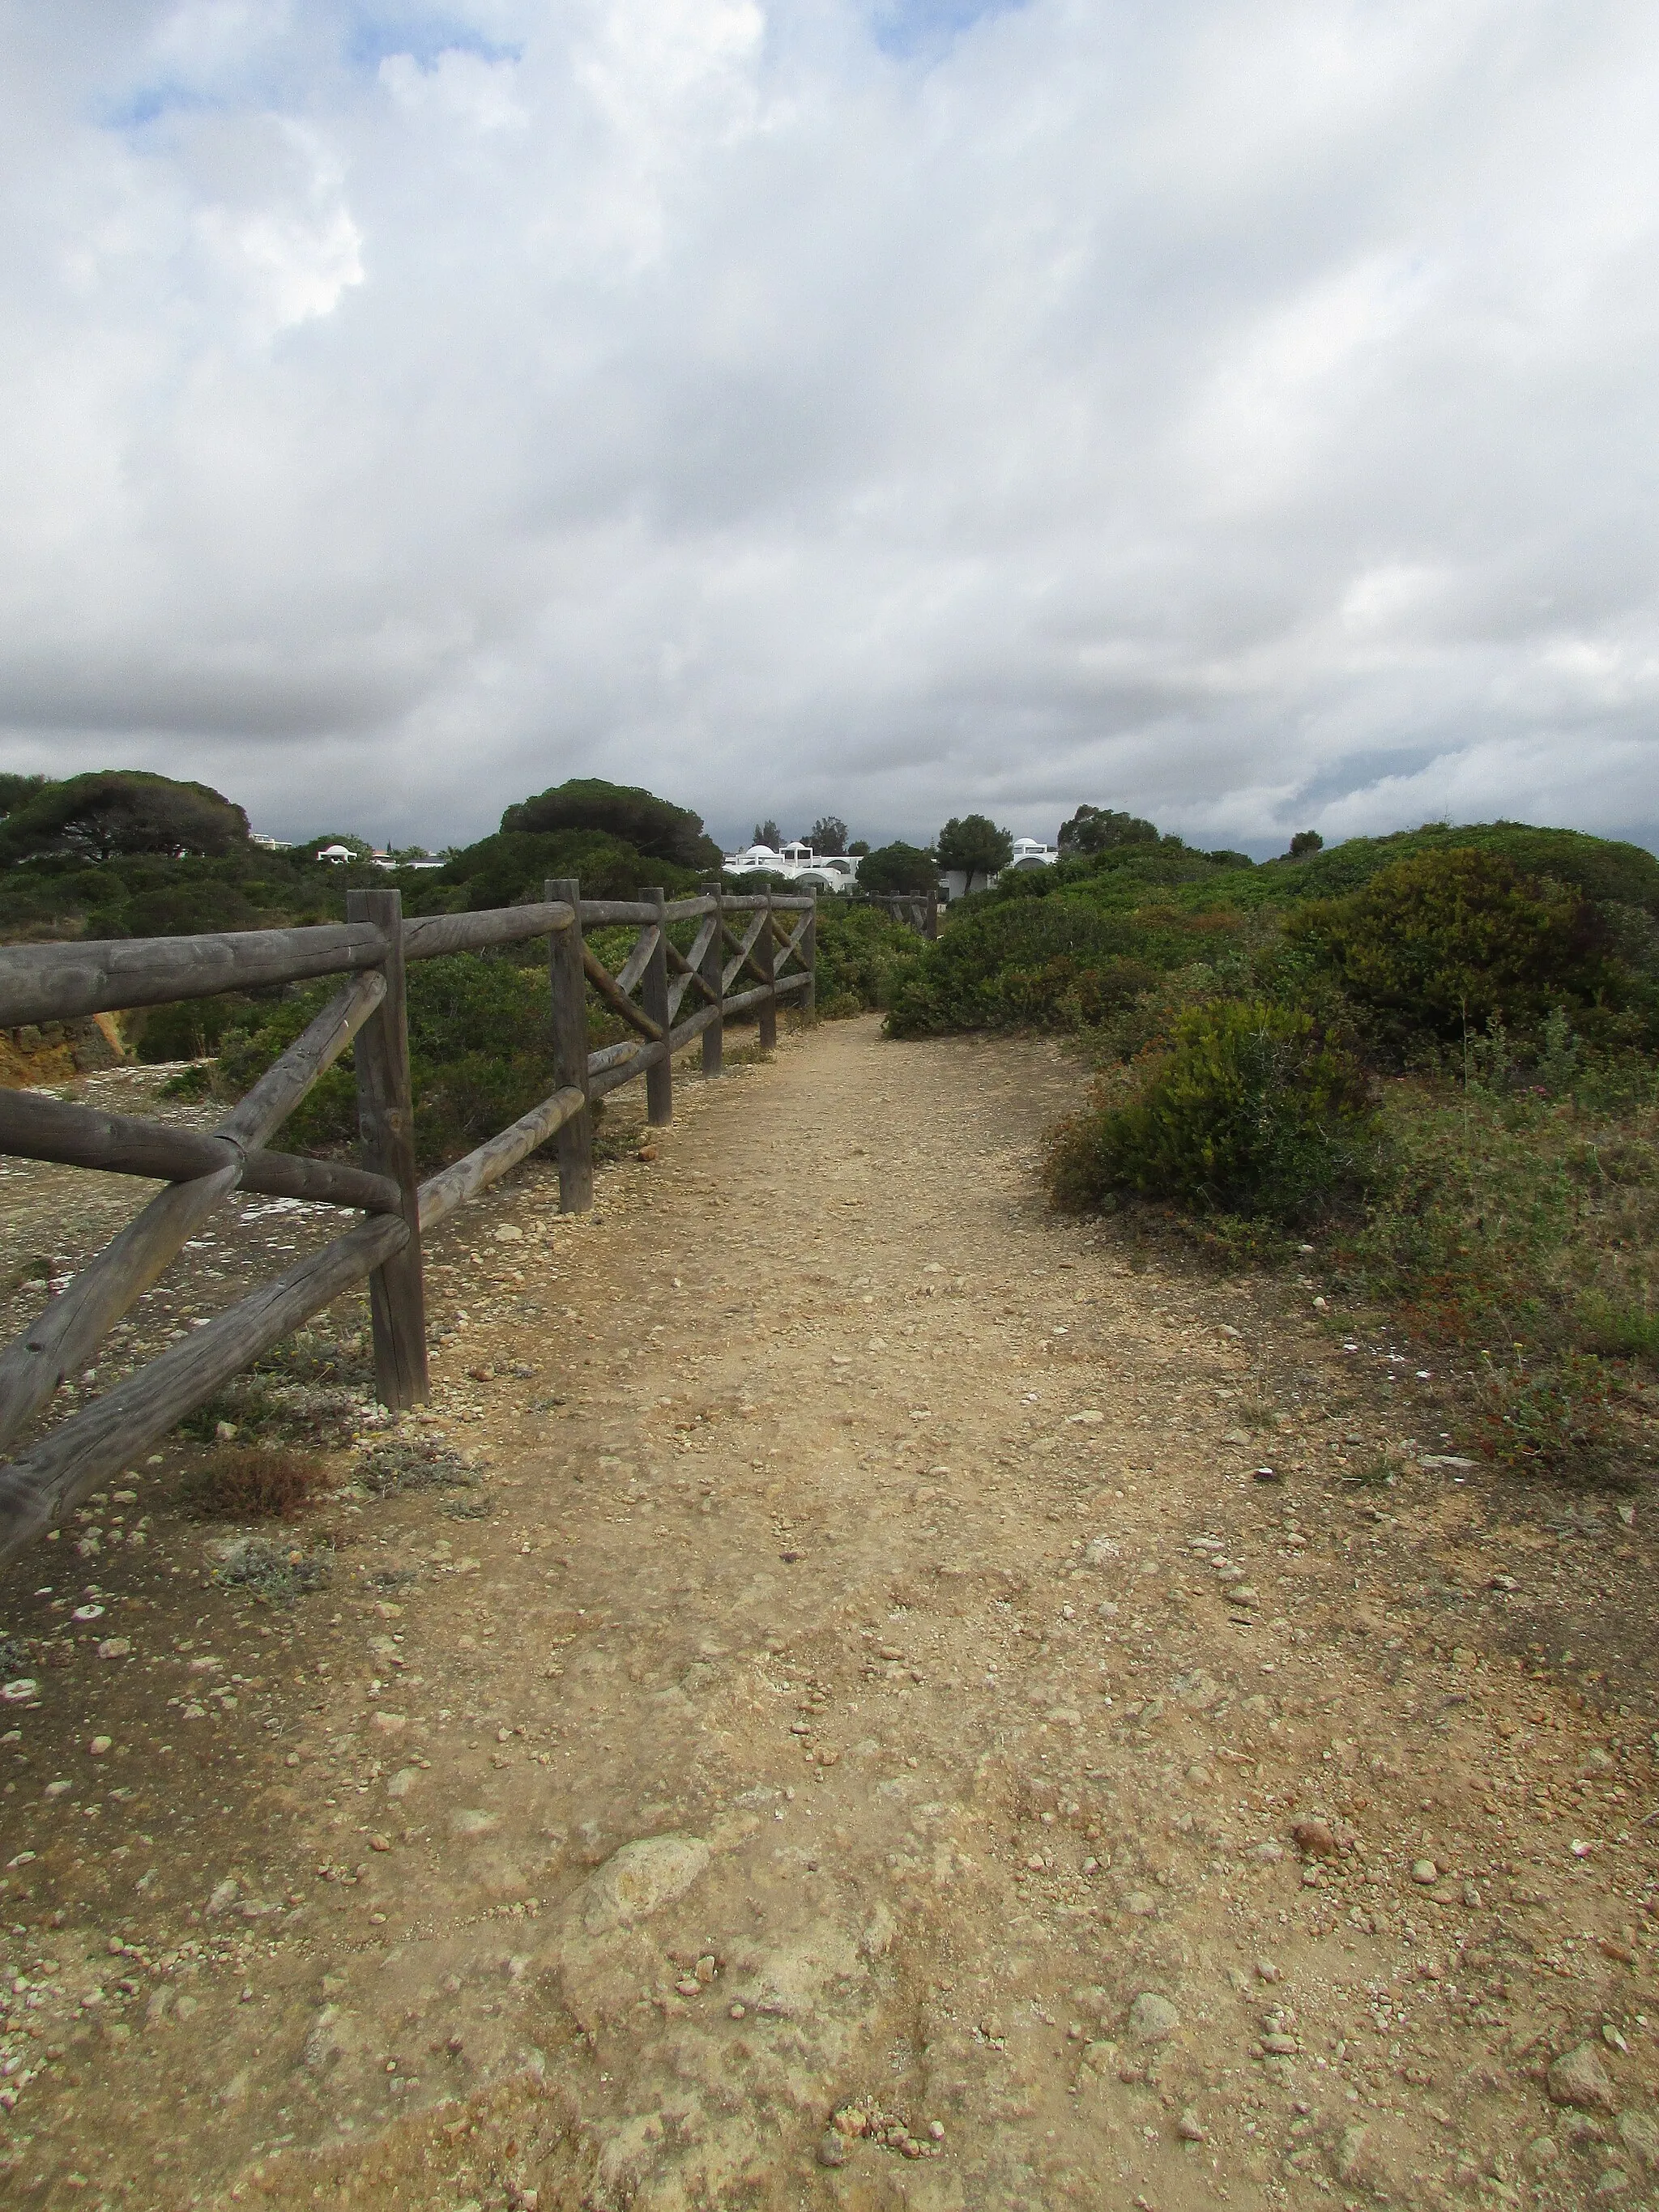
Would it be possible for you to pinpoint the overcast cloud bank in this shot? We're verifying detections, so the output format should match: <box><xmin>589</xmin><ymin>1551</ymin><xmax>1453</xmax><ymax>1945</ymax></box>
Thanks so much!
<box><xmin>1</xmin><ymin>0</ymin><xmax>1655</xmax><ymax>856</ymax></box>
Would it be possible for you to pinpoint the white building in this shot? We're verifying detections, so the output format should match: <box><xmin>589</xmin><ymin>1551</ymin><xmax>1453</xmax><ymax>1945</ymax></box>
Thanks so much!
<box><xmin>940</xmin><ymin>835</ymin><xmax>1059</xmax><ymax>902</ymax></box>
<box><xmin>723</xmin><ymin>842</ymin><xmax>859</xmax><ymax>893</ymax></box>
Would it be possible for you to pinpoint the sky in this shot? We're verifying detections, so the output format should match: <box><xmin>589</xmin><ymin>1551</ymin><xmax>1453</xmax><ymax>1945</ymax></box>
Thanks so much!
<box><xmin>0</xmin><ymin>1</ymin><xmax>1655</xmax><ymax>859</ymax></box>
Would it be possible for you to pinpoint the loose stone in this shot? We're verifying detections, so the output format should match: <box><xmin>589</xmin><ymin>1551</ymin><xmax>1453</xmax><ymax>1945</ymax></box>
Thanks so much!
<box><xmin>1291</xmin><ymin>1818</ymin><xmax>1338</xmax><ymax>1860</ymax></box>
<box><xmin>1127</xmin><ymin>1992</ymin><xmax>1179</xmax><ymax>2042</ymax></box>
<box><xmin>1548</xmin><ymin>2045</ymin><xmax>1616</xmax><ymax>2112</ymax></box>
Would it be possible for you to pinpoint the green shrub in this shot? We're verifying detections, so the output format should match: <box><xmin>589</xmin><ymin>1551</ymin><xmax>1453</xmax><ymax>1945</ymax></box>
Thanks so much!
<box><xmin>402</xmin><ymin>827</ymin><xmax>705</xmax><ymax>916</ymax></box>
<box><xmin>136</xmin><ymin>991</ymin><xmax>262</xmax><ymax>1063</ymax></box>
<box><xmin>1044</xmin><ymin>999</ymin><xmax>1375</xmax><ymax>1222</ymax></box>
<box><xmin>1334</xmin><ymin>1075</ymin><xmax>1659</xmax><ymax>1358</ymax></box>
<box><xmin>886</xmin><ymin>897</ymin><xmax>1228</xmax><ymax>1035</ymax></box>
<box><xmin>810</xmin><ymin>901</ymin><xmax>930</xmax><ymax>1015</ymax></box>
<box><xmin>215</xmin><ymin>954</ymin><xmax>561</xmax><ymax>1168</ymax></box>
<box><xmin>858</xmin><ymin>842</ymin><xmax>940</xmax><ymax>897</ymax></box>
<box><xmin>1287</xmin><ymin>846</ymin><xmax>1618</xmax><ymax>1055</ymax></box>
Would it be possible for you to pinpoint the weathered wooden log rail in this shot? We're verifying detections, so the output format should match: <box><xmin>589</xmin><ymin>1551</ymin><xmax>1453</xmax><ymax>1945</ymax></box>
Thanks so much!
<box><xmin>867</xmin><ymin>893</ymin><xmax>940</xmax><ymax>939</ymax></box>
<box><xmin>0</xmin><ymin>881</ymin><xmax>816</xmax><ymax>1563</ymax></box>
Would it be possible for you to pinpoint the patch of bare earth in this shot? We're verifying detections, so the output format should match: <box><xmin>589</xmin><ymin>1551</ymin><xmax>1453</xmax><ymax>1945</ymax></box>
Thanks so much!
<box><xmin>2</xmin><ymin>1016</ymin><xmax>1658</xmax><ymax>2210</ymax></box>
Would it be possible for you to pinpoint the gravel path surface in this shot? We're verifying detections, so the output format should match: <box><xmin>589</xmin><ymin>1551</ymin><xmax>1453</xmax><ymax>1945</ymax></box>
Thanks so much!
<box><xmin>2</xmin><ymin>1015</ymin><xmax>1657</xmax><ymax>2209</ymax></box>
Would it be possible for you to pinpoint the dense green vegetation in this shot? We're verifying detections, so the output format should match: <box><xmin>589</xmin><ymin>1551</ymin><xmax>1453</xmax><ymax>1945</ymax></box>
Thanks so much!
<box><xmin>8</xmin><ymin>765</ymin><xmax>1651</xmax><ymax>1484</ymax></box>
<box><xmin>0</xmin><ymin>766</ymin><xmax>927</xmax><ymax>1168</ymax></box>
<box><xmin>0</xmin><ymin>772</ymin><xmax>730</xmax><ymax>957</ymax></box>
<box><xmin>200</xmin><ymin>955</ymin><xmax>565</xmax><ymax>1170</ymax></box>
<box><xmin>892</xmin><ymin>815</ymin><xmax>1659</xmax><ymax>1485</ymax></box>
<box><xmin>497</xmin><ymin>777</ymin><xmax>723</xmax><ymax>872</ymax></box>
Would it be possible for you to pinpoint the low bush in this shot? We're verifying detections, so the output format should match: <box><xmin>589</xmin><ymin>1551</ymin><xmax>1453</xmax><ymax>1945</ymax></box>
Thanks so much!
<box><xmin>811</xmin><ymin>901</ymin><xmax>932</xmax><ymax>1016</ymax></box>
<box><xmin>211</xmin><ymin>953</ymin><xmax>561</xmax><ymax>1168</ymax></box>
<box><xmin>136</xmin><ymin>991</ymin><xmax>264</xmax><ymax>1063</ymax></box>
<box><xmin>1334</xmin><ymin>1067</ymin><xmax>1659</xmax><ymax>1356</ymax></box>
<box><xmin>211</xmin><ymin>1535</ymin><xmax>333</xmax><ymax>1598</ymax></box>
<box><xmin>1044</xmin><ymin>1000</ymin><xmax>1375</xmax><ymax>1223</ymax></box>
<box><xmin>1324</xmin><ymin>1061</ymin><xmax>1659</xmax><ymax>1485</ymax></box>
<box><xmin>887</xmin><ymin>897</ymin><xmax>1213</xmax><ymax>1035</ymax></box>
<box><xmin>183</xmin><ymin>1446</ymin><xmax>331</xmax><ymax>1519</ymax></box>
<box><xmin>1286</xmin><ymin>846</ymin><xmax>1625</xmax><ymax>1058</ymax></box>
<box><xmin>1476</xmin><ymin>1350</ymin><xmax>1620</xmax><ymax>1478</ymax></box>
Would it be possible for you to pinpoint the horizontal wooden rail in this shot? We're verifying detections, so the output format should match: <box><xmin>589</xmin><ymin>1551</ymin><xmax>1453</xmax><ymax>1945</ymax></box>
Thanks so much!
<box><xmin>403</xmin><ymin>902</ymin><xmax>573</xmax><ymax>959</ymax></box>
<box><xmin>0</xmin><ymin>878</ymin><xmax>817</xmax><ymax>1564</ymax></box>
<box><xmin>0</xmin><ymin>921</ymin><xmax>390</xmax><ymax>1029</ymax></box>
<box><xmin>0</xmin><ymin>1090</ymin><xmax>401</xmax><ymax>1213</ymax></box>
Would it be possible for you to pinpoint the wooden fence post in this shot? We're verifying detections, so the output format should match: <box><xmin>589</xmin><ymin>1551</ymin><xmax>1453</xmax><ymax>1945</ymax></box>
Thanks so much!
<box><xmin>546</xmin><ymin>878</ymin><xmax>594</xmax><ymax>1213</ymax></box>
<box><xmin>803</xmin><ymin>891</ymin><xmax>817</xmax><ymax>1017</ymax></box>
<box><xmin>642</xmin><ymin>886</ymin><xmax>672</xmax><ymax>1126</ymax></box>
<box><xmin>345</xmin><ymin>887</ymin><xmax>428</xmax><ymax>1411</ymax></box>
<box><xmin>702</xmin><ymin>882</ymin><xmax>723</xmax><ymax>1077</ymax></box>
<box><xmin>758</xmin><ymin>889</ymin><xmax>778</xmax><ymax>1051</ymax></box>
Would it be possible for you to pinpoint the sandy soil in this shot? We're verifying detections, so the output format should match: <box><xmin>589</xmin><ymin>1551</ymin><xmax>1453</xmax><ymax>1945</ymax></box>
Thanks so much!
<box><xmin>2</xmin><ymin>1015</ymin><xmax>1658</xmax><ymax>2210</ymax></box>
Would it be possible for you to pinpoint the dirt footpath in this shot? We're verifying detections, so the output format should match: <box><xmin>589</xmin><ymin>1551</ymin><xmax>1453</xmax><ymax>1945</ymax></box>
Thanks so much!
<box><xmin>2</xmin><ymin>1016</ymin><xmax>1659</xmax><ymax>2210</ymax></box>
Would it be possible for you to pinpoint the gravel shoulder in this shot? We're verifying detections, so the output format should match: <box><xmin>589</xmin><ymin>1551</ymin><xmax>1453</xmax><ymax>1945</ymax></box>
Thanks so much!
<box><xmin>2</xmin><ymin>1016</ymin><xmax>1658</xmax><ymax>2210</ymax></box>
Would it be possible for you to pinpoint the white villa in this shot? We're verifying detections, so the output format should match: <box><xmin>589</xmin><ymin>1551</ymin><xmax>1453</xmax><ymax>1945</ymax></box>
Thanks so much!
<box><xmin>723</xmin><ymin>842</ymin><xmax>860</xmax><ymax>893</ymax></box>
<box><xmin>724</xmin><ymin>831</ymin><xmax>1060</xmax><ymax>901</ymax></box>
<box><xmin>940</xmin><ymin>835</ymin><xmax>1059</xmax><ymax>902</ymax></box>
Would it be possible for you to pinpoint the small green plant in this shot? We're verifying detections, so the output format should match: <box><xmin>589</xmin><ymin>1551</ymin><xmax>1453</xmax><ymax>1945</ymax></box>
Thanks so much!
<box><xmin>1344</xmin><ymin>1451</ymin><xmax>1398</xmax><ymax>1490</ymax></box>
<box><xmin>1576</xmin><ymin>1294</ymin><xmax>1659</xmax><ymax>1364</ymax></box>
<box><xmin>355</xmin><ymin>1438</ymin><xmax>477</xmax><ymax>1496</ymax></box>
<box><xmin>1045</xmin><ymin>1000</ymin><xmax>1375</xmax><ymax>1223</ymax></box>
<box><xmin>1477</xmin><ymin>1349</ymin><xmax>1619</xmax><ymax>1477</ymax></box>
<box><xmin>211</xmin><ymin>1534</ymin><xmax>333</xmax><ymax>1599</ymax></box>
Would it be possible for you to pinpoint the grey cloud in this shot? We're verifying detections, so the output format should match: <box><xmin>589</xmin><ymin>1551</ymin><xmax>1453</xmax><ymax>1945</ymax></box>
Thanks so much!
<box><xmin>0</xmin><ymin>0</ymin><xmax>1654</xmax><ymax>859</ymax></box>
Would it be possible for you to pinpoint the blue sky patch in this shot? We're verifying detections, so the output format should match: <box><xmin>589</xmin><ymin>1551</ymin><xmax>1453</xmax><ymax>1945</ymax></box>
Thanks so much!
<box><xmin>103</xmin><ymin>79</ymin><xmax>219</xmax><ymax>130</ymax></box>
<box><xmin>343</xmin><ymin>5</ymin><xmax>521</xmax><ymax>76</ymax></box>
<box><xmin>869</xmin><ymin>0</ymin><xmax>1029</xmax><ymax>60</ymax></box>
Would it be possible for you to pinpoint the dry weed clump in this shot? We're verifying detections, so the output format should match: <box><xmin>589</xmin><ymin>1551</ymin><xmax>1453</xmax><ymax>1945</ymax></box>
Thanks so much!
<box><xmin>184</xmin><ymin>1446</ymin><xmax>331</xmax><ymax>1521</ymax></box>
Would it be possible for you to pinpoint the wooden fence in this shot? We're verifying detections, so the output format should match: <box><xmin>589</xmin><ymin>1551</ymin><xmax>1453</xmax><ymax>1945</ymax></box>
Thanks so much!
<box><xmin>867</xmin><ymin>893</ymin><xmax>940</xmax><ymax>939</ymax></box>
<box><xmin>0</xmin><ymin>881</ymin><xmax>815</xmax><ymax>1564</ymax></box>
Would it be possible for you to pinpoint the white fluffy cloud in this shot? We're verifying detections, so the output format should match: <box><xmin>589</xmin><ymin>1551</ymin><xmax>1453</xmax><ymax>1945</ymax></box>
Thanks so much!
<box><xmin>1</xmin><ymin>0</ymin><xmax>1655</xmax><ymax>855</ymax></box>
